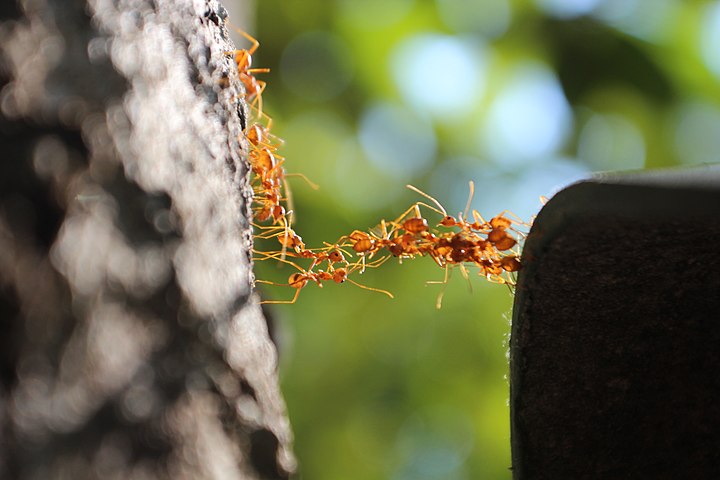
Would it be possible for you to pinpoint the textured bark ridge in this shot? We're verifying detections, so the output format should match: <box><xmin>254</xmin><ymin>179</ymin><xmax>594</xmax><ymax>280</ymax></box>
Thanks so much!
<box><xmin>0</xmin><ymin>0</ymin><xmax>295</xmax><ymax>478</ymax></box>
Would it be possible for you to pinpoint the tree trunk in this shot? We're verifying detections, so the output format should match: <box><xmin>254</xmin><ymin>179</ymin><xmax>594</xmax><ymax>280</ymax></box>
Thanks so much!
<box><xmin>0</xmin><ymin>0</ymin><xmax>295</xmax><ymax>478</ymax></box>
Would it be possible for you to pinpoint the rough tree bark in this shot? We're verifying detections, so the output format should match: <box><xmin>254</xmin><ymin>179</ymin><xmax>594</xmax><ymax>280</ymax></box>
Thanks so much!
<box><xmin>0</xmin><ymin>0</ymin><xmax>295</xmax><ymax>478</ymax></box>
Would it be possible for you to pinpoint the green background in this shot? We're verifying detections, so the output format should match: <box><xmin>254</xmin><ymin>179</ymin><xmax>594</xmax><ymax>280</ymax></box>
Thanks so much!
<box><xmin>237</xmin><ymin>0</ymin><xmax>720</xmax><ymax>478</ymax></box>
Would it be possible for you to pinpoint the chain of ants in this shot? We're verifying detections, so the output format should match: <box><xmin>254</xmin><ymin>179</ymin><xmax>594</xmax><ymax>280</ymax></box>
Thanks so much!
<box><xmin>230</xmin><ymin>28</ymin><xmax>526</xmax><ymax>308</ymax></box>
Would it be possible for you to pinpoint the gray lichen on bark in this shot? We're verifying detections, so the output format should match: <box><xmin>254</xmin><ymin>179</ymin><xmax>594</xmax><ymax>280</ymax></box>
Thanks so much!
<box><xmin>0</xmin><ymin>0</ymin><xmax>294</xmax><ymax>478</ymax></box>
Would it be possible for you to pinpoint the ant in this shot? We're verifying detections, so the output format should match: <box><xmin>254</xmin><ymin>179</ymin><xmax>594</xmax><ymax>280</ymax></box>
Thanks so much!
<box><xmin>407</xmin><ymin>182</ymin><xmax>525</xmax><ymax>253</ymax></box>
<box><xmin>229</xmin><ymin>24</ymin><xmax>532</xmax><ymax>308</ymax></box>
<box><xmin>401</xmin><ymin>183</ymin><xmax>525</xmax><ymax>306</ymax></box>
<box><xmin>245</xmin><ymin>113</ymin><xmax>318</xmax><ymax>235</ymax></box>
<box><xmin>225</xmin><ymin>27</ymin><xmax>270</xmax><ymax>118</ymax></box>
<box><xmin>255</xmin><ymin>257</ymin><xmax>394</xmax><ymax>305</ymax></box>
<box><xmin>245</xmin><ymin>112</ymin><xmax>284</xmax><ymax>152</ymax></box>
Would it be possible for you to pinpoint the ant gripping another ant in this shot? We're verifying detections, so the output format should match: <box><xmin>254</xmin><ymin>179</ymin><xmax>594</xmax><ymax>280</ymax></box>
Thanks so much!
<box><xmin>328</xmin><ymin>182</ymin><xmax>527</xmax><ymax>308</ymax></box>
<box><xmin>222</xmin><ymin>25</ymin><xmax>530</xmax><ymax>307</ymax></box>
<box><xmin>223</xmin><ymin>23</ymin><xmax>318</xmax><ymax>255</ymax></box>
<box><xmin>225</xmin><ymin>27</ymin><xmax>270</xmax><ymax>119</ymax></box>
<box><xmin>220</xmin><ymin>24</ymin><xmax>288</xmax><ymax>227</ymax></box>
<box><xmin>254</xmin><ymin>181</ymin><xmax>528</xmax><ymax>308</ymax></box>
<box><xmin>254</xmin><ymin>248</ymin><xmax>394</xmax><ymax>305</ymax></box>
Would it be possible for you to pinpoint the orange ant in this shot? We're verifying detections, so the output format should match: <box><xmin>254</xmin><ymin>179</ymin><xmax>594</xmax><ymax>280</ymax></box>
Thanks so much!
<box><xmin>255</xmin><ymin>257</ymin><xmax>394</xmax><ymax>305</ymax></box>
<box><xmin>245</xmin><ymin>112</ymin><xmax>284</xmax><ymax>152</ymax></box>
<box><xmin>253</xmin><ymin>225</ymin><xmax>356</xmax><ymax>274</ymax></box>
<box><xmin>246</xmin><ymin>122</ymin><xmax>318</xmax><ymax>245</ymax></box>
<box><xmin>407</xmin><ymin>182</ymin><xmax>489</xmax><ymax>233</ymax></box>
<box><xmin>233</xmin><ymin>23</ymin><xmax>530</xmax><ymax>308</ymax></box>
<box><xmin>337</xmin><ymin>200</ymin><xmax>441</xmax><ymax>259</ymax></box>
<box><xmin>399</xmin><ymin>183</ymin><xmax>525</xmax><ymax>306</ymax></box>
<box><xmin>407</xmin><ymin>182</ymin><xmax>525</xmax><ymax>253</ymax></box>
<box><xmin>225</xmin><ymin>27</ymin><xmax>270</xmax><ymax>118</ymax></box>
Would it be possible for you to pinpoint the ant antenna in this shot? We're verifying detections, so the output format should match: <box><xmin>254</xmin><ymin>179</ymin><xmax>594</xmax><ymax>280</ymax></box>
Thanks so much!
<box><xmin>346</xmin><ymin>278</ymin><xmax>394</xmax><ymax>298</ymax></box>
<box><xmin>463</xmin><ymin>181</ymin><xmax>475</xmax><ymax>220</ymax></box>
<box><xmin>406</xmin><ymin>184</ymin><xmax>447</xmax><ymax>217</ymax></box>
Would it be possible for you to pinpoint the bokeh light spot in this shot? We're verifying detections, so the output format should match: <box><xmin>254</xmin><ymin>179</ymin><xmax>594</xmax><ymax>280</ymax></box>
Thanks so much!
<box><xmin>435</xmin><ymin>0</ymin><xmax>511</xmax><ymax>38</ymax></box>
<box><xmin>431</xmin><ymin>157</ymin><xmax>589</xmax><ymax>221</ymax></box>
<box><xmin>282</xmin><ymin>109</ymin><xmax>403</xmax><ymax>211</ymax></box>
<box><xmin>481</xmin><ymin>64</ymin><xmax>573</xmax><ymax>165</ymax></box>
<box><xmin>392</xmin><ymin>407</ymin><xmax>475</xmax><ymax>480</ymax></box>
<box><xmin>391</xmin><ymin>34</ymin><xmax>487</xmax><ymax>120</ymax></box>
<box><xmin>701</xmin><ymin>1</ymin><xmax>720</xmax><ymax>80</ymax></box>
<box><xmin>280</xmin><ymin>31</ymin><xmax>355</xmax><ymax>103</ymax></box>
<box><xmin>336</xmin><ymin>0</ymin><xmax>415</xmax><ymax>30</ymax></box>
<box><xmin>535</xmin><ymin>0</ymin><xmax>602</xmax><ymax>19</ymax></box>
<box><xmin>593</xmin><ymin>0</ymin><xmax>678</xmax><ymax>41</ymax></box>
<box><xmin>358</xmin><ymin>101</ymin><xmax>437</xmax><ymax>179</ymax></box>
<box><xmin>577</xmin><ymin>113</ymin><xmax>646</xmax><ymax>170</ymax></box>
<box><xmin>673</xmin><ymin>100</ymin><xmax>720</xmax><ymax>166</ymax></box>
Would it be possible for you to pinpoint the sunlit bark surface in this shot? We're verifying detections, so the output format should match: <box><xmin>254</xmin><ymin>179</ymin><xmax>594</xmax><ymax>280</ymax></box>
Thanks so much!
<box><xmin>0</xmin><ymin>0</ymin><xmax>295</xmax><ymax>478</ymax></box>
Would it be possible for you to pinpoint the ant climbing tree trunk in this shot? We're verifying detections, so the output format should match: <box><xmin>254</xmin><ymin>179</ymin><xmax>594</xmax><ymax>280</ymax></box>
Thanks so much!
<box><xmin>0</xmin><ymin>0</ymin><xmax>295</xmax><ymax>478</ymax></box>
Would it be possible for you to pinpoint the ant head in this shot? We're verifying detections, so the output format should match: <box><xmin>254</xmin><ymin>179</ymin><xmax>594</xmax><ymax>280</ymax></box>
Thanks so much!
<box><xmin>246</xmin><ymin>124</ymin><xmax>264</xmax><ymax>145</ymax></box>
<box><xmin>332</xmin><ymin>269</ymin><xmax>347</xmax><ymax>284</ymax></box>
<box><xmin>235</xmin><ymin>50</ymin><xmax>252</xmax><ymax>70</ymax></box>
<box><xmin>288</xmin><ymin>272</ymin><xmax>308</xmax><ymax>288</ymax></box>
<box><xmin>271</xmin><ymin>205</ymin><xmax>286</xmax><ymax>222</ymax></box>
<box><xmin>490</xmin><ymin>215</ymin><xmax>512</xmax><ymax>229</ymax></box>
<box><xmin>500</xmin><ymin>256</ymin><xmax>521</xmax><ymax>272</ymax></box>
<box><xmin>388</xmin><ymin>243</ymin><xmax>404</xmax><ymax>257</ymax></box>
<box><xmin>440</xmin><ymin>216</ymin><xmax>456</xmax><ymax>227</ymax></box>
<box><xmin>328</xmin><ymin>250</ymin><xmax>345</xmax><ymax>264</ymax></box>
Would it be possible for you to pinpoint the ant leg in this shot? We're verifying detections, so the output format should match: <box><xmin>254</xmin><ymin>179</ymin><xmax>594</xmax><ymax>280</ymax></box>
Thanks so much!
<box><xmin>282</xmin><ymin>177</ymin><xmax>295</xmax><ymax>228</ymax></box>
<box><xmin>493</xmin><ymin>209</ymin><xmax>531</xmax><ymax>229</ymax></box>
<box><xmin>392</xmin><ymin>201</ymin><xmax>446</xmax><ymax>226</ymax></box>
<box><xmin>223</xmin><ymin>24</ymin><xmax>261</xmax><ymax>56</ymax></box>
<box><xmin>381</xmin><ymin>219</ymin><xmax>402</xmax><ymax>240</ymax></box>
<box><xmin>358</xmin><ymin>254</ymin><xmax>367</xmax><ymax>274</ymax></box>
<box><xmin>248</xmin><ymin>80</ymin><xmax>267</xmax><ymax>119</ymax></box>
<box><xmin>459</xmin><ymin>263</ymin><xmax>473</xmax><ymax>294</ymax></box>
<box><xmin>285</xmin><ymin>172</ymin><xmax>320</xmax><ymax>190</ymax></box>
<box><xmin>388</xmin><ymin>203</ymin><xmax>422</xmax><ymax>228</ymax></box>
<box><xmin>277</xmin><ymin>215</ymin><xmax>297</xmax><ymax>261</ymax></box>
<box><xmin>252</xmin><ymin>223</ymin><xmax>283</xmax><ymax>235</ymax></box>
<box><xmin>427</xmin><ymin>264</ymin><xmax>453</xmax><ymax>309</ymax></box>
<box><xmin>252</xmin><ymin>250</ymin><xmax>307</xmax><ymax>272</ymax></box>
<box><xmin>252</xmin><ymin>223</ymin><xmax>291</xmax><ymax>240</ymax></box>
<box><xmin>258</xmin><ymin>285</ymin><xmax>302</xmax><ymax>305</ymax></box>
<box><xmin>323</xmin><ymin>243</ymin><xmax>355</xmax><ymax>263</ymax></box>
<box><xmin>261</xmin><ymin>111</ymin><xmax>274</xmax><ymax>132</ymax></box>
<box><xmin>238</xmin><ymin>30</ymin><xmax>260</xmax><ymax>56</ymax></box>
<box><xmin>470</xmin><ymin>210</ymin><xmax>489</xmax><ymax>230</ymax></box>
<box><xmin>415</xmin><ymin>201</ymin><xmax>446</xmax><ymax>218</ymax></box>
<box><xmin>349</xmin><ymin>255</ymin><xmax>389</xmax><ymax>271</ymax></box>
<box><xmin>331</xmin><ymin>235</ymin><xmax>353</xmax><ymax>252</ymax></box>
<box><xmin>406</xmin><ymin>184</ymin><xmax>448</xmax><ymax>216</ymax></box>
<box><xmin>346</xmin><ymin>278</ymin><xmax>394</xmax><ymax>298</ymax></box>
<box><xmin>463</xmin><ymin>181</ymin><xmax>475</xmax><ymax>220</ymax></box>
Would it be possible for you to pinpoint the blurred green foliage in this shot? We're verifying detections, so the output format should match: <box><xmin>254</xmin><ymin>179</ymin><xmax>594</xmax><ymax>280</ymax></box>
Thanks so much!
<box><xmin>235</xmin><ymin>0</ymin><xmax>720</xmax><ymax>478</ymax></box>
